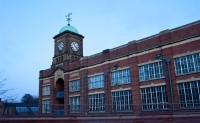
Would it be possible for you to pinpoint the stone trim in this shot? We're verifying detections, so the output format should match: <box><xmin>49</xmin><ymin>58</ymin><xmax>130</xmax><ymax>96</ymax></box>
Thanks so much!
<box><xmin>54</xmin><ymin>69</ymin><xmax>64</xmax><ymax>88</ymax></box>
<box><xmin>78</xmin><ymin>36</ymin><xmax>200</xmax><ymax>71</ymax></box>
<box><xmin>39</xmin><ymin>76</ymin><xmax>54</xmax><ymax>81</ymax></box>
<box><xmin>55</xmin><ymin>63</ymin><xmax>64</xmax><ymax>68</ymax></box>
<box><xmin>69</xmin><ymin>72</ymin><xmax>80</xmax><ymax>79</ymax></box>
<box><xmin>43</xmin><ymin>79</ymin><xmax>50</xmax><ymax>83</ymax></box>
<box><xmin>88</xmin><ymin>72</ymin><xmax>104</xmax><ymax>77</ymax></box>
<box><xmin>88</xmin><ymin>91</ymin><xmax>104</xmax><ymax>95</ymax></box>
<box><xmin>173</xmin><ymin>50</ymin><xmax>200</xmax><ymax>58</ymax></box>
<box><xmin>111</xmin><ymin>87</ymin><xmax>131</xmax><ymax>92</ymax></box>
<box><xmin>177</xmin><ymin>77</ymin><xmax>200</xmax><ymax>83</ymax></box>
<box><xmin>138</xmin><ymin>59</ymin><xmax>162</xmax><ymax>66</ymax></box>
<box><xmin>140</xmin><ymin>83</ymin><xmax>166</xmax><ymax>88</ymax></box>
<box><xmin>69</xmin><ymin>94</ymin><xmax>80</xmax><ymax>97</ymax></box>
<box><xmin>42</xmin><ymin>84</ymin><xmax>50</xmax><ymax>86</ymax></box>
<box><xmin>112</xmin><ymin>66</ymin><xmax>130</xmax><ymax>72</ymax></box>
<box><xmin>69</xmin><ymin>77</ymin><xmax>80</xmax><ymax>81</ymax></box>
<box><xmin>42</xmin><ymin>97</ymin><xmax>50</xmax><ymax>100</ymax></box>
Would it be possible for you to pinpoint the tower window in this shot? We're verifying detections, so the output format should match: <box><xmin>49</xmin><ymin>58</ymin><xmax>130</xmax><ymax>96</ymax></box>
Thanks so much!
<box><xmin>59</xmin><ymin>57</ymin><xmax>61</xmax><ymax>63</ymax></box>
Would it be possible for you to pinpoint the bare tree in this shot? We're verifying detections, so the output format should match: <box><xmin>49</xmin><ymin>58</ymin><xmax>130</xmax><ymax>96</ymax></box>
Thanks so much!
<box><xmin>0</xmin><ymin>73</ymin><xmax>17</xmax><ymax>102</ymax></box>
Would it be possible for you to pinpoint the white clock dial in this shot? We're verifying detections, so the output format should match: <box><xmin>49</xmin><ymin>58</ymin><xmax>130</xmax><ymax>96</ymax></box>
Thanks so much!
<box><xmin>71</xmin><ymin>42</ymin><xmax>79</xmax><ymax>52</ymax></box>
<box><xmin>58</xmin><ymin>41</ymin><xmax>64</xmax><ymax>52</ymax></box>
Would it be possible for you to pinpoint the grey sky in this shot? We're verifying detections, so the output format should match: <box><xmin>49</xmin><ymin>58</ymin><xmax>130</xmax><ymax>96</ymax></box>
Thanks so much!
<box><xmin>0</xmin><ymin>0</ymin><xmax>199</xmax><ymax>101</ymax></box>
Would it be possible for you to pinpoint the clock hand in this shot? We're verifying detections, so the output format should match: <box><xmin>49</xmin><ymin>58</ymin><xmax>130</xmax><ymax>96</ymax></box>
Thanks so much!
<box><xmin>73</xmin><ymin>42</ymin><xmax>77</xmax><ymax>49</ymax></box>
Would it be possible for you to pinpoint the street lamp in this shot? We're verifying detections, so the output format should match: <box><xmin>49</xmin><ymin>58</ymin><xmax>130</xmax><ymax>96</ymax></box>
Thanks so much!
<box><xmin>155</xmin><ymin>54</ymin><xmax>174</xmax><ymax>112</ymax></box>
<box><xmin>104</xmin><ymin>64</ymin><xmax>119</xmax><ymax>114</ymax></box>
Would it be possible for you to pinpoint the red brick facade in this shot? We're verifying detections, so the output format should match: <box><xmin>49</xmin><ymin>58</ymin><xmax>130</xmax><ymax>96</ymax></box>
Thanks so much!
<box><xmin>39</xmin><ymin>20</ymin><xmax>200</xmax><ymax>116</ymax></box>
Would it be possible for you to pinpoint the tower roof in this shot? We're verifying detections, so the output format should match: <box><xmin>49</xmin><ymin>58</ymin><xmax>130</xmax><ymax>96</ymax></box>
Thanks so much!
<box><xmin>59</xmin><ymin>24</ymin><xmax>78</xmax><ymax>34</ymax></box>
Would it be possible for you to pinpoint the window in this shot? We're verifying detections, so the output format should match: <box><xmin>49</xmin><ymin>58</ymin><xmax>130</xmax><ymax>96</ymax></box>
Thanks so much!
<box><xmin>112</xmin><ymin>90</ymin><xmax>133</xmax><ymax>111</ymax></box>
<box><xmin>69</xmin><ymin>80</ymin><xmax>80</xmax><ymax>92</ymax></box>
<box><xmin>139</xmin><ymin>62</ymin><xmax>164</xmax><ymax>81</ymax></box>
<box><xmin>175</xmin><ymin>53</ymin><xmax>200</xmax><ymax>75</ymax></box>
<box><xmin>69</xmin><ymin>96</ymin><xmax>80</xmax><ymax>113</ymax></box>
<box><xmin>42</xmin><ymin>86</ymin><xmax>50</xmax><ymax>95</ymax></box>
<box><xmin>89</xmin><ymin>93</ymin><xmax>105</xmax><ymax>112</ymax></box>
<box><xmin>42</xmin><ymin>99</ymin><xmax>50</xmax><ymax>113</ymax></box>
<box><xmin>178</xmin><ymin>81</ymin><xmax>200</xmax><ymax>108</ymax></box>
<box><xmin>89</xmin><ymin>75</ymin><xmax>104</xmax><ymax>89</ymax></box>
<box><xmin>111</xmin><ymin>69</ymin><xmax>131</xmax><ymax>86</ymax></box>
<box><xmin>141</xmin><ymin>85</ymin><xmax>168</xmax><ymax>110</ymax></box>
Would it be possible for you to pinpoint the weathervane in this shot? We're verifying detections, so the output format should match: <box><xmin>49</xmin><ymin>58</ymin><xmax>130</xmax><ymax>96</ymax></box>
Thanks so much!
<box><xmin>66</xmin><ymin>13</ymin><xmax>72</xmax><ymax>25</ymax></box>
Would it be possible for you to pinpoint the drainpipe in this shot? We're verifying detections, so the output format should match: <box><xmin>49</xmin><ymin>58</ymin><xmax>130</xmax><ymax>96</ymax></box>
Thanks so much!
<box><xmin>104</xmin><ymin>65</ymin><xmax>119</xmax><ymax>114</ymax></box>
<box><xmin>83</xmin><ymin>73</ymin><xmax>87</xmax><ymax>114</ymax></box>
<box><xmin>155</xmin><ymin>54</ymin><xmax>174</xmax><ymax>113</ymax></box>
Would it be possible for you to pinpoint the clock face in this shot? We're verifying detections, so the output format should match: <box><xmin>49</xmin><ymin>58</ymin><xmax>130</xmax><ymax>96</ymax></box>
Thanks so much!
<box><xmin>58</xmin><ymin>41</ymin><xmax>64</xmax><ymax>52</ymax></box>
<box><xmin>71</xmin><ymin>41</ymin><xmax>79</xmax><ymax>52</ymax></box>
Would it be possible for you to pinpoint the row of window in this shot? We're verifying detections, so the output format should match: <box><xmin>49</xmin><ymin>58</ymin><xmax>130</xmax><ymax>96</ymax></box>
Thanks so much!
<box><xmin>42</xmin><ymin>68</ymin><xmax>131</xmax><ymax>94</ymax></box>
<box><xmin>42</xmin><ymin>52</ymin><xmax>200</xmax><ymax>94</ymax></box>
<box><xmin>42</xmin><ymin>80</ymin><xmax>200</xmax><ymax>113</ymax></box>
<box><xmin>70</xmin><ymin>68</ymin><xmax>131</xmax><ymax>91</ymax></box>
<box><xmin>139</xmin><ymin>53</ymin><xmax>200</xmax><ymax>81</ymax></box>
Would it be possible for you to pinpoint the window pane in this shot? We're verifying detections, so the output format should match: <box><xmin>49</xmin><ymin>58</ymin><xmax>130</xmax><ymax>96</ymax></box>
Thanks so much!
<box><xmin>89</xmin><ymin>74</ymin><xmax>104</xmax><ymax>89</ymax></box>
<box><xmin>178</xmin><ymin>81</ymin><xmax>200</xmax><ymax>108</ymax></box>
<box><xmin>69</xmin><ymin>80</ymin><xmax>80</xmax><ymax>92</ymax></box>
<box><xmin>42</xmin><ymin>86</ymin><xmax>50</xmax><ymax>95</ymax></box>
<box><xmin>112</xmin><ymin>90</ymin><xmax>132</xmax><ymax>111</ymax></box>
<box><xmin>175</xmin><ymin>53</ymin><xmax>200</xmax><ymax>75</ymax></box>
<box><xmin>141</xmin><ymin>85</ymin><xmax>168</xmax><ymax>110</ymax></box>
<box><xmin>89</xmin><ymin>93</ymin><xmax>105</xmax><ymax>112</ymax></box>
<box><xmin>111</xmin><ymin>69</ymin><xmax>131</xmax><ymax>86</ymax></box>
<box><xmin>69</xmin><ymin>96</ymin><xmax>80</xmax><ymax>113</ymax></box>
<box><xmin>139</xmin><ymin>62</ymin><xmax>164</xmax><ymax>81</ymax></box>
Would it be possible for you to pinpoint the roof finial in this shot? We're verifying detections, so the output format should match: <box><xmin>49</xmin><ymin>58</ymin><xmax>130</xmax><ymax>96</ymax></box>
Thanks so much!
<box><xmin>66</xmin><ymin>13</ymin><xmax>72</xmax><ymax>25</ymax></box>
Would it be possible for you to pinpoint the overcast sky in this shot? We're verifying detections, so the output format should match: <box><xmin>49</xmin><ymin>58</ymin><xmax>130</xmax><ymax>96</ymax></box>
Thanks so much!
<box><xmin>0</xmin><ymin>0</ymin><xmax>200</xmax><ymax>101</ymax></box>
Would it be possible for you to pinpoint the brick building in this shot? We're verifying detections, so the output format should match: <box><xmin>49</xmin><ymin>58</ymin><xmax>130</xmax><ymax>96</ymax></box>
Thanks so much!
<box><xmin>39</xmin><ymin>20</ymin><xmax>200</xmax><ymax>116</ymax></box>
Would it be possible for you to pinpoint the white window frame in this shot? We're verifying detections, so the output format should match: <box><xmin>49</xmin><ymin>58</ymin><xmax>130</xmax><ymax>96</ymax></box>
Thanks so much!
<box><xmin>111</xmin><ymin>69</ymin><xmax>131</xmax><ymax>86</ymax></box>
<box><xmin>141</xmin><ymin>85</ymin><xmax>168</xmax><ymax>110</ymax></box>
<box><xmin>69</xmin><ymin>96</ymin><xmax>80</xmax><ymax>113</ymax></box>
<box><xmin>89</xmin><ymin>93</ymin><xmax>105</xmax><ymax>112</ymax></box>
<box><xmin>112</xmin><ymin>90</ymin><xmax>133</xmax><ymax>111</ymax></box>
<box><xmin>178</xmin><ymin>80</ymin><xmax>200</xmax><ymax>108</ymax></box>
<box><xmin>89</xmin><ymin>74</ymin><xmax>104</xmax><ymax>89</ymax></box>
<box><xmin>42</xmin><ymin>85</ymin><xmax>50</xmax><ymax>95</ymax></box>
<box><xmin>139</xmin><ymin>61</ymin><xmax>164</xmax><ymax>81</ymax></box>
<box><xmin>42</xmin><ymin>99</ymin><xmax>50</xmax><ymax>113</ymax></box>
<box><xmin>69</xmin><ymin>80</ymin><xmax>80</xmax><ymax>92</ymax></box>
<box><xmin>175</xmin><ymin>53</ymin><xmax>200</xmax><ymax>75</ymax></box>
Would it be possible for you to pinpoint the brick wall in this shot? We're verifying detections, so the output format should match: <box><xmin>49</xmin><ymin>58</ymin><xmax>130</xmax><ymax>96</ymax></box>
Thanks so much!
<box><xmin>39</xmin><ymin>20</ymin><xmax>200</xmax><ymax>115</ymax></box>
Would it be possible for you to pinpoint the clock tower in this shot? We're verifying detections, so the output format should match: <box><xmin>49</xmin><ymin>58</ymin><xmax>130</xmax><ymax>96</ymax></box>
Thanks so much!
<box><xmin>52</xmin><ymin>14</ymin><xmax>84</xmax><ymax>65</ymax></box>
